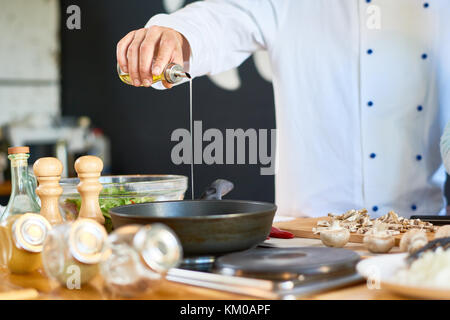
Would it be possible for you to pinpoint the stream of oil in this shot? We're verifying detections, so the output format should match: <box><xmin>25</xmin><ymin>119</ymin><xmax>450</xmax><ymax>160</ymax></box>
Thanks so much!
<box><xmin>189</xmin><ymin>79</ymin><xmax>194</xmax><ymax>200</ymax></box>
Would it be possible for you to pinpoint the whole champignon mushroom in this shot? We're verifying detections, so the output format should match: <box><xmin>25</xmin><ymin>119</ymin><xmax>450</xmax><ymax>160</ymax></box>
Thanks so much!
<box><xmin>319</xmin><ymin>220</ymin><xmax>350</xmax><ymax>248</ymax></box>
<box><xmin>399</xmin><ymin>229</ymin><xmax>428</xmax><ymax>253</ymax></box>
<box><xmin>363</xmin><ymin>222</ymin><xmax>395</xmax><ymax>253</ymax></box>
<box><xmin>434</xmin><ymin>225</ymin><xmax>450</xmax><ymax>240</ymax></box>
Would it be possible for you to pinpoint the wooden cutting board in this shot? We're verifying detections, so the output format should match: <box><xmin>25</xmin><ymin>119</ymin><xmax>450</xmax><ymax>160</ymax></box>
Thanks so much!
<box><xmin>274</xmin><ymin>217</ymin><xmax>436</xmax><ymax>246</ymax></box>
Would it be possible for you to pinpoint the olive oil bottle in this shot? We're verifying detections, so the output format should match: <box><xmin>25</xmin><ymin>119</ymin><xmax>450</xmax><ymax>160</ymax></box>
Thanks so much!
<box><xmin>117</xmin><ymin>63</ymin><xmax>191</xmax><ymax>86</ymax></box>
<box><xmin>0</xmin><ymin>147</ymin><xmax>40</xmax><ymax>223</ymax></box>
<box><xmin>42</xmin><ymin>219</ymin><xmax>107</xmax><ymax>286</ymax></box>
<box><xmin>0</xmin><ymin>213</ymin><xmax>51</xmax><ymax>274</ymax></box>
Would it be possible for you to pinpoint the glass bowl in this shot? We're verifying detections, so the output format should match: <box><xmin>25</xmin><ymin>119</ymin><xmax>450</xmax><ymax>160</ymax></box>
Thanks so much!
<box><xmin>59</xmin><ymin>175</ymin><xmax>188</xmax><ymax>231</ymax></box>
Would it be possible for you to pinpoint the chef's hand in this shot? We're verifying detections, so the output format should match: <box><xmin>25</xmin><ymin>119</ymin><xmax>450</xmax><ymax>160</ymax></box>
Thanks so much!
<box><xmin>117</xmin><ymin>26</ymin><xmax>190</xmax><ymax>89</ymax></box>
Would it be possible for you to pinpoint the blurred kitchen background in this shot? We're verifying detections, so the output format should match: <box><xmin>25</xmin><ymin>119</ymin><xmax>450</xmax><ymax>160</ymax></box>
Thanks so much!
<box><xmin>0</xmin><ymin>0</ymin><xmax>276</xmax><ymax>205</ymax></box>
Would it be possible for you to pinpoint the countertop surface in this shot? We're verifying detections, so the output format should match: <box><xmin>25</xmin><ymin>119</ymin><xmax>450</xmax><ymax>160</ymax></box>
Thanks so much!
<box><xmin>0</xmin><ymin>237</ymin><xmax>409</xmax><ymax>300</ymax></box>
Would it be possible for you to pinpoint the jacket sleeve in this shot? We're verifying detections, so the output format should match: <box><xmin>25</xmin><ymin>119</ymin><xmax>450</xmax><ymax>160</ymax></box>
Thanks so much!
<box><xmin>145</xmin><ymin>0</ymin><xmax>278</xmax><ymax>78</ymax></box>
<box><xmin>441</xmin><ymin>121</ymin><xmax>450</xmax><ymax>174</ymax></box>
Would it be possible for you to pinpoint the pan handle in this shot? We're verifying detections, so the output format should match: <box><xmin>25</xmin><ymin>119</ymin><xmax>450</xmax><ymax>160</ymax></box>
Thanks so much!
<box><xmin>200</xmin><ymin>179</ymin><xmax>234</xmax><ymax>200</ymax></box>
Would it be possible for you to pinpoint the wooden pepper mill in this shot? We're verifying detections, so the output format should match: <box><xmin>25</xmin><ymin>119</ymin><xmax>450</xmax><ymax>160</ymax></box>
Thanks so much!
<box><xmin>74</xmin><ymin>156</ymin><xmax>105</xmax><ymax>225</ymax></box>
<box><xmin>33</xmin><ymin>157</ymin><xmax>64</xmax><ymax>225</ymax></box>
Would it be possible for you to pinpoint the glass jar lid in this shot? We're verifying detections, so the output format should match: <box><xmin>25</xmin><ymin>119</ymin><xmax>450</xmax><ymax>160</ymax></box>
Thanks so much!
<box><xmin>69</xmin><ymin>219</ymin><xmax>107</xmax><ymax>264</ymax></box>
<box><xmin>12</xmin><ymin>213</ymin><xmax>52</xmax><ymax>253</ymax></box>
<box><xmin>133</xmin><ymin>223</ymin><xmax>182</xmax><ymax>273</ymax></box>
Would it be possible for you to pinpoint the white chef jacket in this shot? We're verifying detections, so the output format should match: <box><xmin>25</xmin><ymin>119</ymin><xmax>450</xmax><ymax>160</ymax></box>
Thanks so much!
<box><xmin>146</xmin><ymin>0</ymin><xmax>450</xmax><ymax>218</ymax></box>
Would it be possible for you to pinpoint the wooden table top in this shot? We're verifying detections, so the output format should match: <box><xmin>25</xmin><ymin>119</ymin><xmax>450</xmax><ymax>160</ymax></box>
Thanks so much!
<box><xmin>0</xmin><ymin>237</ymin><xmax>410</xmax><ymax>300</ymax></box>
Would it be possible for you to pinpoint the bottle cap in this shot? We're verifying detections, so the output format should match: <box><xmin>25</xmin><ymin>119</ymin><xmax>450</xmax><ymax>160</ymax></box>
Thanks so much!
<box><xmin>165</xmin><ymin>63</ymin><xmax>190</xmax><ymax>84</ymax></box>
<box><xmin>8</xmin><ymin>146</ymin><xmax>30</xmax><ymax>155</ymax></box>
<box><xmin>12</xmin><ymin>213</ymin><xmax>52</xmax><ymax>253</ymax></box>
<box><xmin>133</xmin><ymin>224</ymin><xmax>182</xmax><ymax>273</ymax></box>
<box><xmin>69</xmin><ymin>219</ymin><xmax>107</xmax><ymax>264</ymax></box>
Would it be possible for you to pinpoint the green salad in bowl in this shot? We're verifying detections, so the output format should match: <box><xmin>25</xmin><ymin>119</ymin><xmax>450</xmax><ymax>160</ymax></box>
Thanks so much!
<box><xmin>59</xmin><ymin>175</ymin><xmax>188</xmax><ymax>232</ymax></box>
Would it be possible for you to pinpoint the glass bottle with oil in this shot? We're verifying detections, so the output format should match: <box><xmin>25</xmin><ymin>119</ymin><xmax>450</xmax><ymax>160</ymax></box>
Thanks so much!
<box><xmin>117</xmin><ymin>63</ymin><xmax>191</xmax><ymax>86</ymax></box>
<box><xmin>0</xmin><ymin>147</ymin><xmax>40</xmax><ymax>223</ymax></box>
<box><xmin>41</xmin><ymin>219</ymin><xmax>107</xmax><ymax>287</ymax></box>
<box><xmin>0</xmin><ymin>213</ymin><xmax>51</xmax><ymax>274</ymax></box>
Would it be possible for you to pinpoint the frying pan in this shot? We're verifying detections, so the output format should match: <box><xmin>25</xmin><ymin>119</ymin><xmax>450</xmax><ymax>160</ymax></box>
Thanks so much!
<box><xmin>109</xmin><ymin>180</ymin><xmax>276</xmax><ymax>256</ymax></box>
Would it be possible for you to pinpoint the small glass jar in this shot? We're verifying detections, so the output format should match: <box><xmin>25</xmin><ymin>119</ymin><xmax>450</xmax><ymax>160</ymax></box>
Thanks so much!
<box><xmin>0</xmin><ymin>213</ymin><xmax>51</xmax><ymax>274</ymax></box>
<box><xmin>100</xmin><ymin>223</ymin><xmax>182</xmax><ymax>297</ymax></box>
<box><xmin>41</xmin><ymin>219</ymin><xmax>107</xmax><ymax>288</ymax></box>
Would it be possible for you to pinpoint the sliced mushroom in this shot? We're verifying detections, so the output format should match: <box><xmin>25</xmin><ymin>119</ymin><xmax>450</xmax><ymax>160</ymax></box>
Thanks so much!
<box><xmin>318</xmin><ymin>209</ymin><xmax>437</xmax><ymax>236</ymax></box>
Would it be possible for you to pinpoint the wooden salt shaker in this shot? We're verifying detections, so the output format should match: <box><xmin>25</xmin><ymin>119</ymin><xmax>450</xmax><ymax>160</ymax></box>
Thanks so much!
<box><xmin>33</xmin><ymin>157</ymin><xmax>64</xmax><ymax>225</ymax></box>
<box><xmin>74</xmin><ymin>156</ymin><xmax>105</xmax><ymax>225</ymax></box>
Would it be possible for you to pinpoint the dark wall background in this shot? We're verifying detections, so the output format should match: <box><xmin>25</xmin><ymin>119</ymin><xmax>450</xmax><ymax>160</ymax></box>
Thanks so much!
<box><xmin>59</xmin><ymin>0</ymin><xmax>276</xmax><ymax>202</ymax></box>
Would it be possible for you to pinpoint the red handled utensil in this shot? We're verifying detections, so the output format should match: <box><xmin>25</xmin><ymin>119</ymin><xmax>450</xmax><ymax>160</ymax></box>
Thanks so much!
<box><xmin>268</xmin><ymin>226</ymin><xmax>294</xmax><ymax>239</ymax></box>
